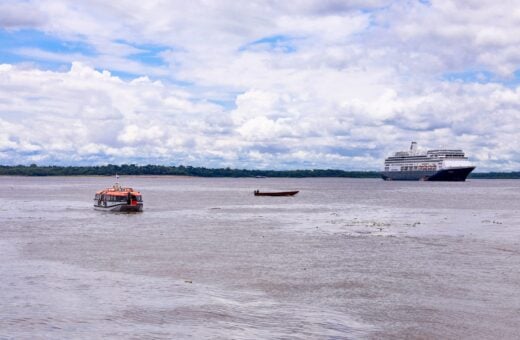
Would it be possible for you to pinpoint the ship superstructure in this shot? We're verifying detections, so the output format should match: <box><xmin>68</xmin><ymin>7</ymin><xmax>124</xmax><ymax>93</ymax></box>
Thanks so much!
<box><xmin>381</xmin><ymin>142</ymin><xmax>475</xmax><ymax>181</ymax></box>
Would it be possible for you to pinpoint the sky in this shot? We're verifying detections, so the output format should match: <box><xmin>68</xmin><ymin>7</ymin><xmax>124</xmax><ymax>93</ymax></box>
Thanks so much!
<box><xmin>1</xmin><ymin>0</ymin><xmax>520</xmax><ymax>171</ymax></box>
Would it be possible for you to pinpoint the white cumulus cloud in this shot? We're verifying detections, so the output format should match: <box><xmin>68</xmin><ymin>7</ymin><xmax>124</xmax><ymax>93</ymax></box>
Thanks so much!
<box><xmin>0</xmin><ymin>1</ymin><xmax>519</xmax><ymax>171</ymax></box>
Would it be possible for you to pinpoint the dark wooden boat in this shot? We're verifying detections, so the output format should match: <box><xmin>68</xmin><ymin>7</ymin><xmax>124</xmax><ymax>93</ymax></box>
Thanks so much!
<box><xmin>254</xmin><ymin>190</ymin><xmax>299</xmax><ymax>196</ymax></box>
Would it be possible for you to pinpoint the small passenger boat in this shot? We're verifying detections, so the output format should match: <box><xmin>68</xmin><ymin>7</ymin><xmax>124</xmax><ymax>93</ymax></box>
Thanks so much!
<box><xmin>94</xmin><ymin>179</ymin><xmax>143</xmax><ymax>212</ymax></box>
<box><xmin>254</xmin><ymin>190</ymin><xmax>299</xmax><ymax>196</ymax></box>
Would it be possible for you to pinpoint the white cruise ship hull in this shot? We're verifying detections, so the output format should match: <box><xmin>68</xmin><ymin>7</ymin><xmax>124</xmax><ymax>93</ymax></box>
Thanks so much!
<box><xmin>381</xmin><ymin>166</ymin><xmax>475</xmax><ymax>181</ymax></box>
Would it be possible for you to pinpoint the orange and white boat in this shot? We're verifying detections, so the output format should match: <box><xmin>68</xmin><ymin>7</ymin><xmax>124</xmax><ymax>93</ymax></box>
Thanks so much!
<box><xmin>93</xmin><ymin>178</ymin><xmax>143</xmax><ymax>212</ymax></box>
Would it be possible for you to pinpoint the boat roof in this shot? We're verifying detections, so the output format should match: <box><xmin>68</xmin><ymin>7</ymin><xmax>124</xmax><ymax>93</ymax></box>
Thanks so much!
<box><xmin>96</xmin><ymin>186</ymin><xmax>141</xmax><ymax>196</ymax></box>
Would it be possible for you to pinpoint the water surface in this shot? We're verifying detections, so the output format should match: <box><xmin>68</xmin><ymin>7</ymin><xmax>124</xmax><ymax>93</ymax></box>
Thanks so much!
<box><xmin>1</xmin><ymin>177</ymin><xmax>519</xmax><ymax>339</ymax></box>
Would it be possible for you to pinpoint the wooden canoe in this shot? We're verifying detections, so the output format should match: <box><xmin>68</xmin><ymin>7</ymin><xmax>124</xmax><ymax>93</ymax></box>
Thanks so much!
<box><xmin>254</xmin><ymin>190</ymin><xmax>299</xmax><ymax>196</ymax></box>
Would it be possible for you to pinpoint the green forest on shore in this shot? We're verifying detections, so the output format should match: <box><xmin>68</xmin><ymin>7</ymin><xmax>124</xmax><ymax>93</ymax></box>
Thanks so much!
<box><xmin>0</xmin><ymin>164</ymin><xmax>519</xmax><ymax>179</ymax></box>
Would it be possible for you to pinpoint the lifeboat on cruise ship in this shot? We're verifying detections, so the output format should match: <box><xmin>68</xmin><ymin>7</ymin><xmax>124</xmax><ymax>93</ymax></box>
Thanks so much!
<box><xmin>93</xmin><ymin>180</ymin><xmax>143</xmax><ymax>212</ymax></box>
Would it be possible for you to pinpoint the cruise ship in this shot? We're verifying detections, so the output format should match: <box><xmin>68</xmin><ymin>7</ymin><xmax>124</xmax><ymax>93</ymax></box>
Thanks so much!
<box><xmin>381</xmin><ymin>142</ymin><xmax>476</xmax><ymax>181</ymax></box>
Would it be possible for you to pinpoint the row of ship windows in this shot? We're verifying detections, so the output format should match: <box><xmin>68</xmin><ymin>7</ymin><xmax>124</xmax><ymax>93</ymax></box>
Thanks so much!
<box><xmin>436</xmin><ymin>155</ymin><xmax>465</xmax><ymax>158</ymax></box>
<box><xmin>386</xmin><ymin>160</ymin><xmax>437</xmax><ymax>163</ymax></box>
<box><xmin>388</xmin><ymin>155</ymin><xmax>465</xmax><ymax>160</ymax></box>
<box><xmin>385</xmin><ymin>165</ymin><xmax>437</xmax><ymax>171</ymax></box>
<box><xmin>94</xmin><ymin>194</ymin><xmax>143</xmax><ymax>202</ymax></box>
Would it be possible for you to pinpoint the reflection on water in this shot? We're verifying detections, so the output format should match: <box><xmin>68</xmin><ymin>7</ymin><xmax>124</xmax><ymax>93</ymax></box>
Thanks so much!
<box><xmin>1</xmin><ymin>177</ymin><xmax>520</xmax><ymax>339</ymax></box>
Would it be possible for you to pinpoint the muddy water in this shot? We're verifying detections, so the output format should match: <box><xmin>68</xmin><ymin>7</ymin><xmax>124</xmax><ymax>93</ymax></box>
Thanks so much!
<box><xmin>1</xmin><ymin>176</ymin><xmax>519</xmax><ymax>339</ymax></box>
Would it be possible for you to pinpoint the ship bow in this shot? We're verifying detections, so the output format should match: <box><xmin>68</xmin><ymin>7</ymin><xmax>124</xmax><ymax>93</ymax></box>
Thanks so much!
<box><xmin>428</xmin><ymin>166</ymin><xmax>475</xmax><ymax>181</ymax></box>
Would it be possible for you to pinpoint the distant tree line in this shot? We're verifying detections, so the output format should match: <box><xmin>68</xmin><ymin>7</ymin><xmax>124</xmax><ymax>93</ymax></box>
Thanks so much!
<box><xmin>468</xmin><ymin>172</ymin><xmax>520</xmax><ymax>179</ymax></box>
<box><xmin>0</xmin><ymin>164</ymin><xmax>381</xmax><ymax>178</ymax></box>
<box><xmin>0</xmin><ymin>164</ymin><xmax>518</xmax><ymax>178</ymax></box>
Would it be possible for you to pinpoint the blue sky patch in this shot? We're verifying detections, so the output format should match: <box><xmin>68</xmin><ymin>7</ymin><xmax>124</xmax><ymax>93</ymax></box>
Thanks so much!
<box><xmin>116</xmin><ymin>40</ymin><xmax>170</xmax><ymax>67</ymax></box>
<box><xmin>207</xmin><ymin>98</ymin><xmax>236</xmax><ymax>111</ymax></box>
<box><xmin>0</xmin><ymin>28</ymin><xmax>96</xmax><ymax>65</ymax></box>
<box><xmin>442</xmin><ymin>69</ymin><xmax>520</xmax><ymax>87</ymax></box>
<box><xmin>240</xmin><ymin>35</ymin><xmax>298</xmax><ymax>53</ymax></box>
<box><xmin>442</xmin><ymin>70</ymin><xmax>494</xmax><ymax>83</ymax></box>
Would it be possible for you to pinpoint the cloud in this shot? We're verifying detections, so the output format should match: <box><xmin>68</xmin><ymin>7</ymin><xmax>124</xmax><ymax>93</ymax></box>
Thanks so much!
<box><xmin>0</xmin><ymin>1</ymin><xmax>519</xmax><ymax>171</ymax></box>
<box><xmin>1</xmin><ymin>58</ymin><xmax>520</xmax><ymax>170</ymax></box>
<box><xmin>0</xmin><ymin>62</ymin><xmax>221</xmax><ymax>164</ymax></box>
<box><xmin>0</xmin><ymin>2</ymin><xmax>47</xmax><ymax>29</ymax></box>
<box><xmin>381</xmin><ymin>0</ymin><xmax>520</xmax><ymax>77</ymax></box>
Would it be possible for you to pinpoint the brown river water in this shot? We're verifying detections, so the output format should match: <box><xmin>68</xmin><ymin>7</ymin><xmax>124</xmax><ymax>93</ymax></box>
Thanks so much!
<box><xmin>1</xmin><ymin>176</ymin><xmax>519</xmax><ymax>339</ymax></box>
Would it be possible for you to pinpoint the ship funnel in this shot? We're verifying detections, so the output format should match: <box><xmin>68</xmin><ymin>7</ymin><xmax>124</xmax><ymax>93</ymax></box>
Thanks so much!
<box><xmin>410</xmin><ymin>141</ymin><xmax>418</xmax><ymax>154</ymax></box>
